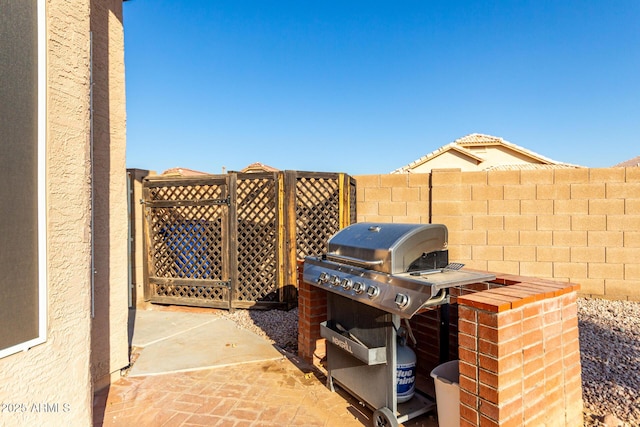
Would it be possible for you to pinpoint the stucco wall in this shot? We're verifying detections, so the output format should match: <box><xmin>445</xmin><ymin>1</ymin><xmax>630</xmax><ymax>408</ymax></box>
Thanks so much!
<box><xmin>0</xmin><ymin>1</ymin><xmax>93</xmax><ymax>425</ymax></box>
<box><xmin>356</xmin><ymin>168</ymin><xmax>640</xmax><ymax>301</ymax></box>
<box><xmin>0</xmin><ymin>1</ymin><xmax>128</xmax><ymax>425</ymax></box>
<box><xmin>90</xmin><ymin>0</ymin><xmax>129</xmax><ymax>390</ymax></box>
<box><xmin>410</xmin><ymin>151</ymin><xmax>479</xmax><ymax>173</ymax></box>
<box><xmin>404</xmin><ymin>146</ymin><xmax>551</xmax><ymax>173</ymax></box>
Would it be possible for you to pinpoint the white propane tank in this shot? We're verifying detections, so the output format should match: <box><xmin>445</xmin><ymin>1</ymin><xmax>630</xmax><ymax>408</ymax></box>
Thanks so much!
<box><xmin>396</xmin><ymin>339</ymin><xmax>417</xmax><ymax>403</ymax></box>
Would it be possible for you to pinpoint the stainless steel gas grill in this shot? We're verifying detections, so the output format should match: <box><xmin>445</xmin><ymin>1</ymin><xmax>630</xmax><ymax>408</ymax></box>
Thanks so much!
<box><xmin>303</xmin><ymin>222</ymin><xmax>495</xmax><ymax>427</ymax></box>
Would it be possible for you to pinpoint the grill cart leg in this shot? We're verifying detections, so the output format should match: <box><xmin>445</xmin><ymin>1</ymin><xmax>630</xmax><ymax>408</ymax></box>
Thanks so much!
<box><xmin>327</xmin><ymin>372</ymin><xmax>335</xmax><ymax>392</ymax></box>
<box><xmin>373</xmin><ymin>407</ymin><xmax>398</xmax><ymax>427</ymax></box>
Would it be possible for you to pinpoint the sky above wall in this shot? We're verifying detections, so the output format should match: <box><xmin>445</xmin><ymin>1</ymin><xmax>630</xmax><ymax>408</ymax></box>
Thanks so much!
<box><xmin>123</xmin><ymin>0</ymin><xmax>639</xmax><ymax>175</ymax></box>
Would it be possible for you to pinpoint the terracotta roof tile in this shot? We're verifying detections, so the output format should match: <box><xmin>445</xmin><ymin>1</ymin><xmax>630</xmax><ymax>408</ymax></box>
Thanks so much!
<box><xmin>239</xmin><ymin>162</ymin><xmax>280</xmax><ymax>173</ymax></box>
<box><xmin>486</xmin><ymin>163</ymin><xmax>580</xmax><ymax>171</ymax></box>
<box><xmin>613</xmin><ymin>156</ymin><xmax>640</xmax><ymax>167</ymax></box>
<box><xmin>392</xmin><ymin>133</ymin><xmax>582</xmax><ymax>173</ymax></box>
<box><xmin>161</xmin><ymin>167</ymin><xmax>211</xmax><ymax>176</ymax></box>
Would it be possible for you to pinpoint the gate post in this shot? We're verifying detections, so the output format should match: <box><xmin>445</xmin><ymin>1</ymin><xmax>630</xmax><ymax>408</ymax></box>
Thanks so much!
<box><xmin>338</xmin><ymin>173</ymin><xmax>353</xmax><ymax>228</ymax></box>
<box><xmin>282</xmin><ymin>170</ymin><xmax>299</xmax><ymax>306</ymax></box>
<box><xmin>141</xmin><ymin>179</ymin><xmax>153</xmax><ymax>302</ymax></box>
<box><xmin>226</xmin><ymin>173</ymin><xmax>238</xmax><ymax>309</ymax></box>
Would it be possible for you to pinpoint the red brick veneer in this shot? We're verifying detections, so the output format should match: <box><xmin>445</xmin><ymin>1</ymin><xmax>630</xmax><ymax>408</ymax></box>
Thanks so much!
<box><xmin>456</xmin><ymin>275</ymin><xmax>583</xmax><ymax>427</ymax></box>
<box><xmin>297</xmin><ymin>260</ymin><xmax>327</xmax><ymax>366</ymax></box>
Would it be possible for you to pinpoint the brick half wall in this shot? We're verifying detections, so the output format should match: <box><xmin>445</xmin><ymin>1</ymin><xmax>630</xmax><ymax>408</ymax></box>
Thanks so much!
<box><xmin>297</xmin><ymin>261</ymin><xmax>327</xmax><ymax>366</ymax></box>
<box><xmin>457</xmin><ymin>275</ymin><xmax>583</xmax><ymax>427</ymax></box>
<box><xmin>297</xmin><ymin>261</ymin><xmax>583</xmax><ymax>426</ymax></box>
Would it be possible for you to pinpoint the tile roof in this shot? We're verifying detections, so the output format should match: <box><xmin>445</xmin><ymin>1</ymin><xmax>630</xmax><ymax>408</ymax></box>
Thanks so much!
<box><xmin>392</xmin><ymin>133</ymin><xmax>582</xmax><ymax>173</ymax></box>
<box><xmin>454</xmin><ymin>133</ymin><xmax>503</xmax><ymax>145</ymax></box>
<box><xmin>239</xmin><ymin>162</ymin><xmax>280</xmax><ymax>173</ymax></box>
<box><xmin>486</xmin><ymin>163</ymin><xmax>580</xmax><ymax>171</ymax></box>
<box><xmin>613</xmin><ymin>156</ymin><xmax>640</xmax><ymax>167</ymax></box>
<box><xmin>161</xmin><ymin>167</ymin><xmax>211</xmax><ymax>176</ymax></box>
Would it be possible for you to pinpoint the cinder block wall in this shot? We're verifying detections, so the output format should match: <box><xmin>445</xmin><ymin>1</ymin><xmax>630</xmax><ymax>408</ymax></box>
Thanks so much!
<box><xmin>355</xmin><ymin>168</ymin><xmax>640</xmax><ymax>300</ymax></box>
<box><xmin>355</xmin><ymin>173</ymin><xmax>432</xmax><ymax>224</ymax></box>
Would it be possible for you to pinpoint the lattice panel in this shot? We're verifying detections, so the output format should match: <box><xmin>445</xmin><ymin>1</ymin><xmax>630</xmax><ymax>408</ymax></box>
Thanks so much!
<box><xmin>147</xmin><ymin>183</ymin><xmax>224</xmax><ymax>202</ymax></box>
<box><xmin>295</xmin><ymin>176</ymin><xmax>340</xmax><ymax>258</ymax></box>
<box><xmin>143</xmin><ymin>172</ymin><xmax>354</xmax><ymax>309</ymax></box>
<box><xmin>146</xmin><ymin>181</ymin><xmax>227</xmax><ymax>281</ymax></box>
<box><xmin>235</xmin><ymin>177</ymin><xmax>278</xmax><ymax>302</ymax></box>
<box><xmin>153</xmin><ymin>283</ymin><xmax>227</xmax><ymax>302</ymax></box>
<box><xmin>149</xmin><ymin>206</ymin><xmax>224</xmax><ymax>280</ymax></box>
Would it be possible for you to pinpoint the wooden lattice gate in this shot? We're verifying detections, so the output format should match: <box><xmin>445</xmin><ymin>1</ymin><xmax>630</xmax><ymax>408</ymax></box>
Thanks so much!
<box><xmin>142</xmin><ymin>171</ymin><xmax>355</xmax><ymax>309</ymax></box>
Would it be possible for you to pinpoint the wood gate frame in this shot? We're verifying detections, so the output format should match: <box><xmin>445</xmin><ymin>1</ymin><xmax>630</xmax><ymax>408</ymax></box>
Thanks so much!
<box><xmin>142</xmin><ymin>171</ymin><xmax>355</xmax><ymax>309</ymax></box>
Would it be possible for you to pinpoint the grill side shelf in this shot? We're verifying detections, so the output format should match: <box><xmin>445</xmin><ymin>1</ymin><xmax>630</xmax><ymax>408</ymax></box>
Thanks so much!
<box><xmin>320</xmin><ymin>321</ymin><xmax>387</xmax><ymax>365</ymax></box>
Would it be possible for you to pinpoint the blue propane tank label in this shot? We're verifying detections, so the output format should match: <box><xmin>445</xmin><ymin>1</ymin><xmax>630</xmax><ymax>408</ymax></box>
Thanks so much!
<box><xmin>397</xmin><ymin>362</ymin><xmax>416</xmax><ymax>398</ymax></box>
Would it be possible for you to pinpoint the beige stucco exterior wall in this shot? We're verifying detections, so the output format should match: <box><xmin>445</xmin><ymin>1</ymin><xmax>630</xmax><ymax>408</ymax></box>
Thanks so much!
<box><xmin>465</xmin><ymin>145</ymin><xmax>543</xmax><ymax>169</ymax></box>
<box><xmin>90</xmin><ymin>0</ymin><xmax>129</xmax><ymax>390</ymax></box>
<box><xmin>402</xmin><ymin>145</ymin><xmax>553</xmax><ymax>173</ymax></box>
<box><xmin>0</xmin><ymin>1</ymin><xmax>128</xmax><ymax>425</ymax></box>
<box><xmin>408</xmin><ymin>151</ymin><xmax>480</xmax><ymax>173</ymax></box>
<box><xmin>356</xmin><ymin>167</ymin><xmax>640</xmax><ymax>301</ymax></box>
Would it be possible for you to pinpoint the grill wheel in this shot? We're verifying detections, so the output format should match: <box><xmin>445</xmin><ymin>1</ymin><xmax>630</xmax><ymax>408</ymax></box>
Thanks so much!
<box><xmin>372</xmin><ymin>407</ymin><xmax>398</xmax><ymax>427</ymax></box>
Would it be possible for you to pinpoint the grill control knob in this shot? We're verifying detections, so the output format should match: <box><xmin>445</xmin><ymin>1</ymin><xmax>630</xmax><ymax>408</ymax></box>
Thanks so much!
<box><xmin>329</xmin><ymin>275</ymin><xmax>341</xmax><ymax>287</ymax></box>
<box><xmin>395</xmin><ymin>293</ymin><xmax>410</xmax><ymax>309</ymax></box>
<box><xmin>317</xmin><ymin>272</ymin><xmax>330</xmax><ymax>285</ymax></box>
<box><xmin>353</xmin><ymin>282</ymin><xmax>366</xmax><ymax>294</ymax></box>
<box><xmin>341</xmin><ymin>278</ymin><xmax>353</xmax><ymax>290</ymax></box>
<box><xmin>366</xmin><ymin>285</ymin><xmax>380</xmax><ymax>299</ymax></box>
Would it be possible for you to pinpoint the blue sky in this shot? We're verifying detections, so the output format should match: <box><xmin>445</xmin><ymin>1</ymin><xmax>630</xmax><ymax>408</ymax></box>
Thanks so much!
<box><xmin>123</xmin><ymin>1</ymin><xmax>639</xmax><ymax>175</ymax></box>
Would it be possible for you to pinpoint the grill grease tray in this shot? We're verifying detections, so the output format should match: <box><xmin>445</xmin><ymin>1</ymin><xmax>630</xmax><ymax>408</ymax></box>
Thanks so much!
<box><xmin>320</xmin><ymin>321</ymin><xmax>386</xmax><ymax>365</ymax></box>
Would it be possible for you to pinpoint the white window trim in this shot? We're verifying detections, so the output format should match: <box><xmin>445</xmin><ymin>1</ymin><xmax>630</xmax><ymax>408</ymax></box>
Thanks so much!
<box><xmin>0</xmin><ymin>0</ymin><xmax>47</xmax><ymax>359</ymax></box>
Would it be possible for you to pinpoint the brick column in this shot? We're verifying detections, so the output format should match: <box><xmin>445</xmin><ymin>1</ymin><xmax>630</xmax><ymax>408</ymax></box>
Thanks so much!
<box><xmin>297</xmin><ymin>260</ymin><xmax>327</xmax><ymax>366</ymax></box>
<box><xmin>457</xmin><ymin>277</ymin><xmax>583</xmax><ymax>426</ymax></box>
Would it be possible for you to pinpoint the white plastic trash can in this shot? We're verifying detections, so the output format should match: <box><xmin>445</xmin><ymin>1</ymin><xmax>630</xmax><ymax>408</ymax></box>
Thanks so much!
<box><xmin>430</xmin><ymin>360</ymin><xmax>460</xmax><ymax>427</ymax></box>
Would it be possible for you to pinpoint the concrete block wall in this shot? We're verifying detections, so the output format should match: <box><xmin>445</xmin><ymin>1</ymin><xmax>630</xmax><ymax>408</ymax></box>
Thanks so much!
<box><xmin>355</xmin><ymin>173</ymin><xmax>431</xmax><ymax>224</ymax></box>
<box><xmin>355</xmin><ymin>168</ymin><xmax>640</xmax><ymax>300</ymax></box>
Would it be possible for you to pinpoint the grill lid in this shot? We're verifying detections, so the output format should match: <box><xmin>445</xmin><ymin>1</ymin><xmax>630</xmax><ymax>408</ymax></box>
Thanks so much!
<box><xmin>326</xmin><ymin>222</ymin><xmax>448</xmax><ymax>274</ymax></box>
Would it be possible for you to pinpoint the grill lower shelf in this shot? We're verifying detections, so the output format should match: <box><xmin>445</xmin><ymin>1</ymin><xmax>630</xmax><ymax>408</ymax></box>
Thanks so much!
<box><xmin>320</xmin><ymin>321</ymin><xmax>386</xmax><ymax>365</ymax></box>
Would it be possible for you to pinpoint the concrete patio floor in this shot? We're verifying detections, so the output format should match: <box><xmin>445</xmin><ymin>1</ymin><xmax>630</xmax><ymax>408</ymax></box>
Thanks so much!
<box><xmin>93</xmin><ymin>306</ymin><xmax>439</xmax><ymax>426</ymax></box>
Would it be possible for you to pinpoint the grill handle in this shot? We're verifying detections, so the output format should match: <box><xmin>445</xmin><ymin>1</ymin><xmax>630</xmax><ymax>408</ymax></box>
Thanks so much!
<box><xmin>325</xmin><ymin>253</ymin><xmax>384</xmax><ymax>268</ymax></box>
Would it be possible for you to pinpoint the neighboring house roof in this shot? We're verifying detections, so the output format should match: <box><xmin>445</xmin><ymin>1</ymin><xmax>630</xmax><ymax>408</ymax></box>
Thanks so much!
<box><xmin>161</xmin><ymin>167</ymin><xmax>211</xmax><ymax>177</ymax></box>
<box><xmin>391</xmin><ymin>133</ymin><xmax>582</xmax><ymax>173</ymax></box>
<box><xmin>239</xmin><ymin>162</ymin><xmax>280</xmax><ymax>173</ymax></box>
<box><xmin>485</xmin><ymin>163</ymin><xmax>580</xmax><ymax>171</ymax></box>
<box><xmin>161</xmin><ymin>163</ymin><xmax>280</xmax><ymax>176</ymax></box>
<box><xmin>613</xmin><ymin>156</ymin><xmax>640</xmax><ymax>167</ymax></box>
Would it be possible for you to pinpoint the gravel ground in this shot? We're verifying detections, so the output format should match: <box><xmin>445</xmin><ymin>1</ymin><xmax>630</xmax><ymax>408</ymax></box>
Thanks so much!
<box><xmin>219</xmin><ymin>307</ymin><xmax>299</xmax><ymax>354</ymax></box>
<box><xmin>221</xmin><ymin>298</ymin><xmax>640</xmax><ymax>427</ymax></box>
<box><xmin>578</xmin><ymin>298</ymin><xmax>640</xmax><ymax>427</ymax></box>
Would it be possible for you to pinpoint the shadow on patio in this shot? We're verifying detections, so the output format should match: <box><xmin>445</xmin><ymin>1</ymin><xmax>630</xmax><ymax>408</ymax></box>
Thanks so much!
<box><xmin>93</xmin><ymin>306</ymin><xmax>439</xmax><ymax>426</ymax></box>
